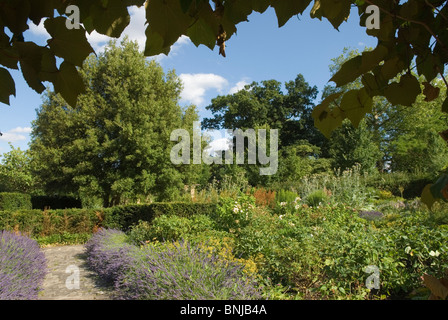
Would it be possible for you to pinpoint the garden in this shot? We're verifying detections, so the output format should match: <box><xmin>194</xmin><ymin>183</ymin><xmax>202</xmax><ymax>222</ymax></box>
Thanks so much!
<box><xmin>1</xmin><ymin>166</ymin><xmax>448</xmax><ymax>300</ymax></box>
<box><xmin>1</xmin><ymin>3</ymin><xmax>448</xmax><ymax>301</ymax></box>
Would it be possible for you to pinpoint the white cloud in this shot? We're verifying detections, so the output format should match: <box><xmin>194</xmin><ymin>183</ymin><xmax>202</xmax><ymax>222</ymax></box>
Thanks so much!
<box><xmin>9</xmin><ymin>127</ymin><xmax>32</xmax><ymax>134</ymax></box>
<box><xmin>208</xmin><ymin>137</ymin><xmax>231</xmax><ymax>152</ymax></box>
<box><xmin>229</xmin><ymin>80</ymin><xmax>250</xmax><ymax>94</ymax></box>
<box><xmin>0</xmin><ymin>133</ymin><xmax>26</xmax><ymax>143</ymax></box>
<box><xmin>28</xmin><ymin>19</ymin><xmax>50</xmax><ymax>38</ymax></box>
<box><xmin>179</xmin><ymin>73</ymin><xmax>229</xmax><ymax>106</ymax></box>
<box><xmin>0</xmin><ymin>127</ymin><xmax>32</xmax><ymax>143</ymax></box>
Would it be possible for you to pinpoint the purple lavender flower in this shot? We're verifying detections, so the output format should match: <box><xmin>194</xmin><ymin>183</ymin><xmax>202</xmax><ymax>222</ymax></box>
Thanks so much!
<box><xmin>84</xmin><ymin>228</ymin><xmax>138</xmax><ymax>284</ymax></box>
<box><xmin>0</xmin><ymin>231</ymin><xmax>47</xmax><ymax>300</ymax></box>
<box><xmin>115</xmin><ymin>240</ymin><xmax>262</xmax><ymax>300</ymax></box>
<box><xmin>85</xmin><ymin>229</ymin><xmax>262</xmax><ymax>300</ymax></box>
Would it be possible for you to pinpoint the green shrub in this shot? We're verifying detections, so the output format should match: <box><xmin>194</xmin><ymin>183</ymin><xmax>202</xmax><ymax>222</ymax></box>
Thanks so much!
<box><xmin>275</xmin><ymin>189</ymin><xmax>299</xmax><ymax>204</ymax></box>
<box><xmin>127</xmin><ymin>214</ymin><xmax>217</xmax><ymax>245</ymax></box>
<box><xmin>211</xmin><ymin>194</ymin><xmax>256</xmax><ymax>234</ymax></box>
<box><xmin>306</xmin><ymin>190</ymin><xmax>329</xmax><ymax>207</ymax></box>
<box><xmin>103</xmin><ymin>202</ymin><xmax>217</xmax><ymax>231</ymax></box>
<box><xmin>36</xmin><ymin>232</ymin><xmax>92</xmax><ymax>246</ymax></box>
<box><xmin>0</xmin><ymin>192</ymin><xmax>32</xmax><ymax>210</ymax></box>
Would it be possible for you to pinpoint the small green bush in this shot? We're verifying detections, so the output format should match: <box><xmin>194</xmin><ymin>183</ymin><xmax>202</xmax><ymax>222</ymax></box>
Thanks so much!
<box><xmin>306</xmin><ymin>190</ymin><xmax>329</xmax><ymax>207</ymax></box>
<box><xmin>275</xmin><ymin>189</ymin><xmax>299</xmax><ymax>204</ymax></box>
<box><xmin>211</xmin><ymin>194</ymin><xmax>256</xmax><ymax>234</ymax></box>
<box><xmin>127</xmin><ymin>214</ymin><xmax>217</xmax><ymax>245</ymax></box>
<box><xmin>0</xmin><ymin>193</ymin><xmax>32</xmax><ymax>211</ymax></box>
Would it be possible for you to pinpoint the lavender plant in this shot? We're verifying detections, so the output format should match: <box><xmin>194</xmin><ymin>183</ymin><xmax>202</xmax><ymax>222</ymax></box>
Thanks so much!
<box><xmin>84</xmin><ymin>228</ymin><xmax>138</xmax><ymax>284</ymax></box>
<box><xmin>115</xmin><ymin>240</ymin><xmax>262</xmax><ymax>300</ymax></box>
<box><xmin>0</xmin><ymin>231</ymin><xmax>47</xmax><ymax>300</ymax></box>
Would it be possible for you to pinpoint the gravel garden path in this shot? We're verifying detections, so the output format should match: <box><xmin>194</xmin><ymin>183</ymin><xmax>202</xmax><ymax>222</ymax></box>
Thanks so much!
<box><xmin>38</xmin><ymin>245</ymin><xmax>113</xmax><ymax>300</ymax></box>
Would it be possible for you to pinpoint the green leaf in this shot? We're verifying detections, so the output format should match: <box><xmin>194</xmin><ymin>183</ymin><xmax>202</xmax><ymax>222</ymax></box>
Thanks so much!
<box><xmin>144</xmin><ymin>0</ymin><xmax>193</xmax><ymax>56</ymax></box>
<box><xmin>0</xmin><ymin>30</ymin><xmax>19</xmax><ymax>69</ymax></box>
<box><xmin>442</xmin><ymin>97</ymin><xmax>448</xmax><ymax>113</ymax></box>
<box><xmin>14</xmin><ymin>42</ymin><xmax>46</xmax><ymax>94</ymax></box>
<box><xmin>330</xmin><ymin>55</ymin><xmax>362</xmax><ymax>87</ymax></box>
<box><xmin>381</xmin><ymin>57</ymin><xmax>407</xmax><ymax>80</ymax></box>
<box><xmin>28</xmin><ymin>0</ymin><xmax>57</xmax><ymax>25</ymax></box>
<box><xmin>384</xmin><ymin>73</ymin><xmax>421</xmax><ymax>106</ymax></box>
<box><xmin>423</xmin><ymin>274</ymin><xmax>448</xmax><ymax>300</ymax></box>
<box><xmin>44</xmin><ymin>17</ymin><xmax>95</xmax><ymax>67</ymax></box>
<box><xmin>186</xmin><ymin>4</ymin><xmax>218</xmax><ymax>50</ymax></box>
<box><xmin>180</xmin><ymin>0</ymin><xmax>194</xmax><ymax>13</ymax></box>
<box><xmin>38</xmin><ymin>48</ymin><xmax>59</xmax><ymax>82</ymax></box>
<box><xmin>361</xmin><ymin>72</ymin><xmax>383</xmax><ymax>97</ymax></box>
<box><xmin>0</xmin><ymin>0</ymin><xmax>31</xmax><ymax>34</ymax></box>
<box><xmin>331</xmin><ymin>45</ymin><xmax>388</xmax><ymax>87</ymax></box>
<box><xmin>271</xmin><ymin>0</ymin><xmax>312</xmax><ymax>27</ymax></box>
<box><xmin>320</xmin><ymin>0</ymin><xmax>351</xmax><ymax>30</ymax></box>
<box><xmin>422</xmin><ymin>81</ymin><xmax>440</xmax><ymax>102</ymax></box>
<box><xmin>90</xmin><ymin>1</ymin><xmax>131</xmax><ymax>38</ymax></box>
<box><xmin>52</xmin><ymin>61</ymin><xmax>86</xmax><ymax>107</ymax></box>
<box><xmin>0</xmin><ymin>67</ymin><xmax>16</xmax><ymax>105</ymax></box>
<box><xmin>421</xmin><ymin>184</ymin><xmax>437</xmax><ymax>210</ymax></box>
<box><xmin>312</xmin><ymin>91</ymin><xmax>345</xmax><ymax>138</ymax></box>
<box><xmin>310</xmin><ymin>0</ymin><xmax>322</xmax><ymax>19</ymax></box>
<box><xmin>430</xmin><ymin>174</ymin><xmax>448</xmax><ymax>202</ymax></box>
<box><xmin>340</xmin><ymin>88</ymin><xmax>373</xmax><ymax>127</ymax></box>
<box><xmin>417</xmin><ymin>51</ymin><xmax>444</xmax><ymax>83</ymax></box>
<box><xmin>144</xmin><ymin>29</ymin><xmax>171</xmax><ymax>57</ymax></box>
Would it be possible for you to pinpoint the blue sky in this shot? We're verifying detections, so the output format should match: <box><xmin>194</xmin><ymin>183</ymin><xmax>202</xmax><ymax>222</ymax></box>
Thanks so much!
<box><xmin>0</xmin><ymin>5</ymin><xmax>376</xmax><ymax>154</ymax></box>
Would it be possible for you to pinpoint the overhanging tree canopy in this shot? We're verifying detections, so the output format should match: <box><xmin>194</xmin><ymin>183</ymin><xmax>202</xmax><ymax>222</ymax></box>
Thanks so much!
<box><xmin>1</xmin><ymin>0</ymin><xmax>447</xmax><ymax>205</ymax></box>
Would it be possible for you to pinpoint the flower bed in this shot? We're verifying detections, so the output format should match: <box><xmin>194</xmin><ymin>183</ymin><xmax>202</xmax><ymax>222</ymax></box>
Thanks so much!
<box><xmin>0</xmin><ymin>231</ymin><xmax>47</xmax><ymax>300</ymax></box>
<box><xmin>84</xmin><ymin>228</ymin><xmax>262</xmax><ymax>300</ymax></box>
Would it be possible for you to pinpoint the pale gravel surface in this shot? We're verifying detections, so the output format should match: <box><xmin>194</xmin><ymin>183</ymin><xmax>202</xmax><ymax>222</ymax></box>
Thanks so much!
<box><xmin>38</xmin><ymin>245</ymin><xmax>114</xmax><ymax>300</ymax></box>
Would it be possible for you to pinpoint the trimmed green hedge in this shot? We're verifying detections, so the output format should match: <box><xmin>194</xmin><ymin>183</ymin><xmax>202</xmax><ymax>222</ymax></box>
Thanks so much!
<box><xmin>0</xmin><ymin>192</ymin><xmax>32</xmax><ymax>210</ymax></box>
<box><xmin>0</xmin><ymin>202</ymin><xmax>217</xmax><ymax>239</ymax></box>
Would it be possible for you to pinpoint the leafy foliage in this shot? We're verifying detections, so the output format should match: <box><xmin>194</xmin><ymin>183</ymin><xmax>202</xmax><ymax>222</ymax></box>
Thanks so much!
<box><xmin>30</xmin><ymin>39</ymin><xmax>193</xmax><ymax>206</ymax></box>
<box><xmin>0</xmin><ymin>144</ymin><xmax>34</xmax><ymax>193</ymax></box>
<box><xmin>0</xmin><ymin>192</ymin><xmax>32</xmax><ymax>211</ymax></box>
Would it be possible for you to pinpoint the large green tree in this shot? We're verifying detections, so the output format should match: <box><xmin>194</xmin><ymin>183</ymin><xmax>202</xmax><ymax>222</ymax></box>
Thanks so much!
<box><xmin>30</xmin><ymin>38</ymin><xmax>194</xmax><ymax>206</ymax></box>
<box><xmin>202</xmin><ymin>74</ymin><xmax>319</xmax><ymax>149</ymax></box>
